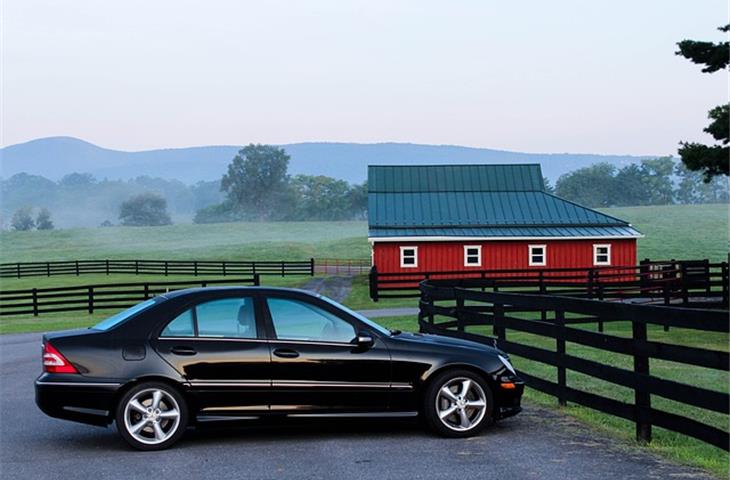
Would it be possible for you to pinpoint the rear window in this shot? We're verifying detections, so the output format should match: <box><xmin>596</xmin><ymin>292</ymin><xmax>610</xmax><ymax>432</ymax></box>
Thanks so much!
<box><xmin>92</xmin><ymin>299</ymin><xmax>158</xmax><ymax>331</ymax></box>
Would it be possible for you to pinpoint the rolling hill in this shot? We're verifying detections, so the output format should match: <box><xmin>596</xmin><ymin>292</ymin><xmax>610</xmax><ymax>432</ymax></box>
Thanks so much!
<box><xmin>0</xmin><ymin>136</ymin><xmax>652</xmax><ymax>184</ymax></box>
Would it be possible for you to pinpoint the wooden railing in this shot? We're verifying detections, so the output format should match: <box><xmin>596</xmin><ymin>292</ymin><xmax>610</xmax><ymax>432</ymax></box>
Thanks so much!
<box><xmin>418</xmin><ymin>280</ymin><xmax>729</xmax><ymax>450</ymax></box>
<box><xmin>314</xmin><ymin>258</ymin><xmax>370</xmax><ymax>275</ymax></box>
<box><xmin>0</xmin><ymin>259</ymin><xmax>314</xmax><ymax>279</ymax></box>
<box><xmin>0</xmin><ymin>277</ymin><xmax>260</xmax><ymax>317</ymax></box>
<box><xmin>369</xmin><ymin>259</ymin><xmax>729</xmax><ymax>309</ymax></box>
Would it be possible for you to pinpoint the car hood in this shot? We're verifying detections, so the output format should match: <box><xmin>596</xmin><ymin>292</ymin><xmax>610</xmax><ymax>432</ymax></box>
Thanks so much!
<box><xmin>390</xmin><ymin>331</ymin><xmax>501</xmax><ymax>354</ymax></box>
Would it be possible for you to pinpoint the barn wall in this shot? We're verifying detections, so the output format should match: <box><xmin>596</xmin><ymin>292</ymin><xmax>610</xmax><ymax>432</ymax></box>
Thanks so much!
<box><xmin>372</xmin><ymin>238</ymin><xmax>637</xmax><ymax>273</ymax></box>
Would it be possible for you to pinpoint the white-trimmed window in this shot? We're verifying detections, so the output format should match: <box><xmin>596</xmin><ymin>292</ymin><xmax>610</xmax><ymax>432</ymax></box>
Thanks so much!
<box><xmin>400</xmin><ymin>246</ymin><xmax>418</xmax><ymax>268</ymax></box>
<box><xmin>463</xmin><ymin>245</ymin><xmax>482</xmax><ymax>267</ymax></box>
<box><xmin>528</xmin><ymin>245</ymin><xmax>546</xmax><ymax>266</ymax></box>
<box><xmin>593</xmin><ymin>244</ymin><xmax>611</xmax><ymax>266</ymax></box>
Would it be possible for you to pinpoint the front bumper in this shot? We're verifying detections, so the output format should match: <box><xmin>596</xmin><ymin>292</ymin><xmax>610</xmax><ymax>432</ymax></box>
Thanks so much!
<box><xmin>494</xmin><ymin>375</ymin><xmax>524</xmax><ymax>420</ymax></box>
<box><xmin>35</xmin><ymin>374</ymin><xmax>121</xmax><ymax>426</ymax></box>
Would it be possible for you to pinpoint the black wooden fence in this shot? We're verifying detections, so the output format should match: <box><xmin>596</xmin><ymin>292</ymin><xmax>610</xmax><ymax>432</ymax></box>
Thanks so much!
<box><xmin>0</xmin><ymin>259</ymin><xmax>314</xmax><ymax>278</ymax></box>
<box><xmin>0</xmin><ymin>277</ymin><xmax>260</xmax><ymax>317</ymax></box>
<box><xmin>370</xmin><ymin>259</ymin><xmax>729</xmax><ymax>309</ymax></box>
<box><xmin>418</xmin><ymin>279</ymin><xmax>729</xmax><ymax>450</ymax></box>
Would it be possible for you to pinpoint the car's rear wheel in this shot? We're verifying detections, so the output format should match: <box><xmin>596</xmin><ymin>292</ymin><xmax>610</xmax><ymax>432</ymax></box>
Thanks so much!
<box><xmin>423</xmin><ymin>369</ymin><xmax>493</xmax><ymax>437</ymax></box>
<box><xmin>115</xmin><ymin>382</ymin><xmax>188</xmax><ymax>450</ymax></box>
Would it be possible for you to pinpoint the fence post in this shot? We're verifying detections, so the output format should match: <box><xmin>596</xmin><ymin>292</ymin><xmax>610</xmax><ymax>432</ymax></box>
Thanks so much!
<box><xmin>105</xmin><ymin>259</ymin><xmax>109</xmax><ymax>275</ymax></box>
<box><xmin>555</xmin><ymin>309</ymin><xmax>566</xmax><ymax>406</ymax></box>
<box><xmin>135</xmin><ymin>260</ymin><xmax>139</xmax><ymax>275</ymax></box>
<box><xmin>539</xmin><ymin>271</ymin><xmax>546</xmax><ymax>321</ymax></box>
<box><xmin>194</xmin><ymin>261</ymin><xmax>198</xmax><ymax>276</ymax></box>
<box><xmin>680</xmin><ymin>263</ymin><xmax>689</xmax><ymax>305</ymax></box>
<box><xmin>456</xmin><ymin>294</ymin><xmax>465</xmax><ymax>333</ymax></box>
<box><xmin>222</xmin><ymin>261</ymin><xmax>227</xmax><ymax>276</ymax></box>
<box><xmin>310</xmin><ymin>258</ymin><xmax>315</xmax><ymax>276</ymax></box>
<box><xmin>47</xmin><ymin>262</ymin><xmax>51</xmax><ymax>277</ymax></box>
<box><xmin>254</xmin><ymin>273</ymin><xmax>260</xmax><ymax>286</ymax></box>
<box><xmin>74</xmin><ymin>260</ymin><xmax>80</xmax><ymax>276</ymax></box>
<box><xmin>88</xmin><ymin>287</ymin><xmax>94</xmax><ymax>314</ymax></box>
<box><xmin>492</xmin><ymin>302</ymin><xmax>505</xmax><ymax>345</ymax></box>
<box><xmin>632</xmin><ymin>318</ymin><xmax>652</xmax><ymax>444</ymax></box>
<box><xmin>587</xmin><ymin>269</ymin><xmax>594</xmax><ymax>298</ymax></box>
<box><xmin>164</xmin><ymin>261</ymin><xmax>168</xmax><ymax>276</ymax></box>
<box><xmin>143</xmin><ymin>284</ymin><xmax>149</xmax><ymax>300</ymax></box>
<box><xmin>281</xmin><ymin>261</ymin><xmax>285</xmax><ymax>277</ymax></box>
<box><xmin>722</xmin><ymin>260</ymin><xmax>729</xmax><ymax>309</ymax></box>
<box><xmin>32</xmin><ymin>288</ymin><xmax>39</xmax><ymax>317</ymax></box>
<box><xmin>369</xmin><ymin>266</ymin><xmax>379</xmax><ymax>302</ymax></box>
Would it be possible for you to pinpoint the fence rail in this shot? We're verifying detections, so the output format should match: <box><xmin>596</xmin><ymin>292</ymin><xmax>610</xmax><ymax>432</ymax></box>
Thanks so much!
<box><xmin>417</xmin><ymin>280</ymin><xmax>730</xmax><ymax>451</ymax></box>
<box><xmin>0</xmin><ymin>277</ymin><xmax>260</xmax><ymax>317</ymax></box>
<box><xmin>0</xmin><ymin>259</ymin><xmax>314</xmax><ymax>279</ymax></box>
<box><xmin>314</xmin><ymin>258</ymin><xmax>370</xmax><ymax>275</ymax></box>
<box><xmin>370</xmin><ymin>259</ymin><xmax>729</xmax><ymax>309</ymax></box>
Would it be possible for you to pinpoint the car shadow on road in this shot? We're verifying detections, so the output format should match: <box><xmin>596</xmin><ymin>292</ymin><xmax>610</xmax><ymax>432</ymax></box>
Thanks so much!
<box><xmin>52</xmin><ymin>414</ymin><xmax>525</xmax><ymax>452</ymax></box>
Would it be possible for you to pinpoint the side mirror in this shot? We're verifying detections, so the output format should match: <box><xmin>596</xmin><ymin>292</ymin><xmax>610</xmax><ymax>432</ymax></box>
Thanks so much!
<box><xmin>356</xmin><ymin>333</ymin><xmax>374</xmax><ymax>348</ymax></box>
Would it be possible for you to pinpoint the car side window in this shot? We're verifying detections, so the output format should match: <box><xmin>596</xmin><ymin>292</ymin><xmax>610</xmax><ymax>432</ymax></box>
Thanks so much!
<box><xmin>197</xmin><ymin>298</ymin><xmax>257</xmax><ymax>338</ymax></box>
<box><xmin>267</xmin><ymin>298</ymin><xmax>356</xmax><ymax>343</ymax></box>
<box><xmin>160</xmin><ymin>309</ymin><xmax>195</xmax><ymax>337</ymax></box>
<box><xmin>160</xmin><ymin>297</ymin><xmax>257</xmax><ymax>339</ymax></box>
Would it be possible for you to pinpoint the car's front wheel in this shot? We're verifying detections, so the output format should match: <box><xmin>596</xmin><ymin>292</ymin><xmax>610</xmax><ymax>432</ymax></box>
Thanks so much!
<box><xmin>423</xmin><ymin>369</ymin><xmax>493</xmax><ymax>437</ymax></box>
<box><xmin>115</xmin><ymin>382</ymin><xmax>188</xmax><ymax>450</ymax></box>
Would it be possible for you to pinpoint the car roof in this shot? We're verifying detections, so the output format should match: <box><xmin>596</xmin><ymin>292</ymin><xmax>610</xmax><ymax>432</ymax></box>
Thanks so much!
<box><xmin>159</xmin><ymin>286</ymin><xmax>319</xmax><ymax>300</ymax></box>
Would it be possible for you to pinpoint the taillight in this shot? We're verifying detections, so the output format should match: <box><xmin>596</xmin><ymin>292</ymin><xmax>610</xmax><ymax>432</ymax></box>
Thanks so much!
<box><xmin>42</xmin><ymin>342</ymin><xmax>78</xmax><ymax>374</ymax></box>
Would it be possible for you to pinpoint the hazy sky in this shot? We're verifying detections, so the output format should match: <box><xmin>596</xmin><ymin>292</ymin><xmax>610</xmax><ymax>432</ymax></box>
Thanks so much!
<box><xmin>1</xmin><ymin>0</ymin><xmax>727</xmax><ymax>155</ymax></box>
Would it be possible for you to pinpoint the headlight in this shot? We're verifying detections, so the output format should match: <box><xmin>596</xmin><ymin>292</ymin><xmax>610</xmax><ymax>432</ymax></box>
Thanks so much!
<box><xmin>498</xmin><ymin>355</ymin><xmax>516</xmax><ymax>375</ymax></box>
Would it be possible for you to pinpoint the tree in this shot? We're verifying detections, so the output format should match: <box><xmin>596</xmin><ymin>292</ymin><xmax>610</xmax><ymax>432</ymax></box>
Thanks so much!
<box><xmin>59</xmin><ymin>172</ymin><xmax>97</xmax><ymax>187</ymax></box>
<box><xmin>676</xmin><ymin>25</ymin><xmax>729</xmax><ymax>181</ymax></box>
<box><xmin>554</xmin><ymin>163</ymin><xmax>617</xmax><ymax>207</ymax></box>
<box><xmin>542</xmin><ymin>177</ymin><xmax>555</xmax><ymax>194</ymax></box>
<box><xmin>11</xmin><ymin>207</ymin><xmax>35</xmax><ymax>231</ymax></box>
<box><xmin>289</xmin><ymin>175</ymin><xmax>353</xmax><ymax>220</ymax></box>
<box><xmin>220</xmin><ymin>144</ymin><xmax>290</xmax><ymax>220</ymax></box>
<box><xmin>637</xmin><ymin>157</ymin><xmax>674</xmax><ymax>205</ymax></box>
<box><xmin>36</xmin><ymin>208</ymin><xmax>54</xmax><ymax>230</ymax></box>
<box><xmin>118</xmin><ymin>193</ymin><xmax>172</xmax><ymax>226</ymax></box>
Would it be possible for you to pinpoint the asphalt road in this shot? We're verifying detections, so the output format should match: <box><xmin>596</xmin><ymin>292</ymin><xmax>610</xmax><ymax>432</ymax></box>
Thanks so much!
<box><xmin>0</xmin><ymin>332</ymin><xmax>716</xmax><ymax>480</ymax></box>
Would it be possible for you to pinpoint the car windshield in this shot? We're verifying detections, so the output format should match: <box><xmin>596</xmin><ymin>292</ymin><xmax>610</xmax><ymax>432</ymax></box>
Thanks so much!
<box><xmin>92</xmin><ymin>298</ymin><xmax>158</xmax><ymax>331</ymax></box>
<box><xmin>317</xmin><ymin>294</ymin><xmax>391</xmax><ymax>336</ymax></box>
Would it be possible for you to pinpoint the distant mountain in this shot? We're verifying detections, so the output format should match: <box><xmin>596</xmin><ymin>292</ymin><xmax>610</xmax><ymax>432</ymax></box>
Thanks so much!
<box><xmin>0</xmin><ymin>136</ymin><xmax>653</xmax><ymax>184</ymax></box>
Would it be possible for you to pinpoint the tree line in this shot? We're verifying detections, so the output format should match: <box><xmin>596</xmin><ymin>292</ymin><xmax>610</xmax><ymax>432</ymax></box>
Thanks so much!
<box><xmin>193</xmin><ymin>144</ymin><xmax>367</xmax><ymax>223</ymax></box>
<box><xmin>550</xmin><ymin>157</ymin><xmax>728</xmax><ymax>208</ymax></box>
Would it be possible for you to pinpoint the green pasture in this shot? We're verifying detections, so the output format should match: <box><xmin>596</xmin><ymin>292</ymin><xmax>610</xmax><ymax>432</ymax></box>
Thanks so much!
<box><xmin>1</xmin><ymin>204</ymin><xmax>727</xmax><ymax>264</ymax></box>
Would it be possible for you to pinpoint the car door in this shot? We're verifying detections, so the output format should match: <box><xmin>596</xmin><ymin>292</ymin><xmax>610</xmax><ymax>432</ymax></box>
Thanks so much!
<box><xmin>154</xmin><ymin>294</ymin><xmax>271</xmax><ymax>415</ymax></box>
<box><xmin>262</xmin><ymin>293</ymin><xmax>392</xmax><ymax>413</ymax></box>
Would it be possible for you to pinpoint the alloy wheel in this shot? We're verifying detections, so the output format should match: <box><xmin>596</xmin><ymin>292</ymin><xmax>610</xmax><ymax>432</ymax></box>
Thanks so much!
<box><xmin>122</xmin><ymin>388</ymin><xmax>181</xmax><ymax>445</ymax></box>
<box><xmin>435</xmin><ymin>377</ymin><xmax>487</xmax><ymax>432</ymax></box>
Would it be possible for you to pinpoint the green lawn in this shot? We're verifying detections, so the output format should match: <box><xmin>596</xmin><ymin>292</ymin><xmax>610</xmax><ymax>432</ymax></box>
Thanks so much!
<box><xmin>0</xmin><ymin>221</ymin><xmax>369</xmax><ymax>263</ymax></box>
<box><xmin>372</xmin><ymin>314</ymin><xmax>730</xmax><ymax>477</ymax></box>
<box><xmin>1</xmin><ymin>204</ymin><xmax>726</xmax><ymax>264</ymax></box>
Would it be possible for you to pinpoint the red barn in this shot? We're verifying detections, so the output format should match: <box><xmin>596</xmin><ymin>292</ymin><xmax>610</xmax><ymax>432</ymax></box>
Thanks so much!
<box><xmin>368</xmin><ymin>164</ymin><xmax>641</xmax><ymax>275</ymax></box>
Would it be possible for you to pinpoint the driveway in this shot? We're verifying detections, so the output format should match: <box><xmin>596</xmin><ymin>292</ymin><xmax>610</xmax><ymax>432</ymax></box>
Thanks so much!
<box><xmin>0</xmin><ymin>332</ymin><xmax>715</xmax><ymax>480</ymax></box>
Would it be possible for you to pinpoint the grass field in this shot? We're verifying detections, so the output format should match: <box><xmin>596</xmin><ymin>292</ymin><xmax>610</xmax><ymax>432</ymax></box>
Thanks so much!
<box><xmin>1</xmin><ymin>204</ymin><xmax>727</xmax><ymax>264</ymax></box>
<box><xmin>373</xmin><ymin>315</ymin><xmax>729</xmax><ymax>477</ymax></box>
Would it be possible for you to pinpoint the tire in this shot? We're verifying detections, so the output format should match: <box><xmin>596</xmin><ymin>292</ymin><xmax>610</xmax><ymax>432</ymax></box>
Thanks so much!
<box><xmin>422</xmin><ymin>369</ymin><xmax>493</xmax><ymax>438</ymax></box>
<box><xmin>115</xmin><ymin>382</ymin><xmax>188</xmax><ymax>451</ymax></box>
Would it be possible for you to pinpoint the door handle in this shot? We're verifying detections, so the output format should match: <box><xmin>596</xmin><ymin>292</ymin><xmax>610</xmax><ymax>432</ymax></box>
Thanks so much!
<box><xmin>170</xmin><ymin>346</ymin><xmax>197</xmax><ymax>356</ymax></box>
<box><xmin>273</xmin><ymin>348</ymin><xmax>299</xmax><ymax>359</ymax></box>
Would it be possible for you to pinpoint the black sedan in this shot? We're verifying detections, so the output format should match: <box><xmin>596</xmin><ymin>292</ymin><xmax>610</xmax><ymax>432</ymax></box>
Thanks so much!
<box><xmin>36</xmin><ymin>287</ymin><xmax>523</xmax><ymax>450</ymax></box>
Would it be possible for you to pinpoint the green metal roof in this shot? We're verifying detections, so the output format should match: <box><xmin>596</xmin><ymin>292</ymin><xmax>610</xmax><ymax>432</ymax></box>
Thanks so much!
<box><xmin>367</xmin><ymin>164</ymin><xmax>640</xmax><ymax>239</ymax></box>
<box><xmin>368</xmin><ymin>164</ymin><xmax>544</xmax><ymax>193</ymax></box>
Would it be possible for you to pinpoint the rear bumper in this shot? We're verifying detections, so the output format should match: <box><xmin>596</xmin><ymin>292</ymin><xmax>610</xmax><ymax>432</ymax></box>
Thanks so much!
<box><xmin>35</xmin><ymin>375</ymin><xmax>121</xmax><ymax>426</ymax></box>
